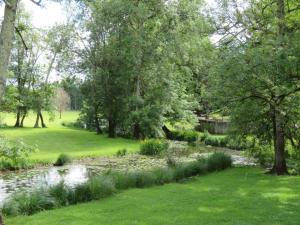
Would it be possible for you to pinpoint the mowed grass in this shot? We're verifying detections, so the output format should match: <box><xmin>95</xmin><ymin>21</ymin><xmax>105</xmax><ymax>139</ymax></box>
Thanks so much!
<box><xmin>6</xmin><ymin>168</ymin><xmax>300</xmax><ymax>225</ymax></box>
<box><xmin>0</xmin><ymin>111</ymin><xmax>140</xmax><ymax>163</ymax></box>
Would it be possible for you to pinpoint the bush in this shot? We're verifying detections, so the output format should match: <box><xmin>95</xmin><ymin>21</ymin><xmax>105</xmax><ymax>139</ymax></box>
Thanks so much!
<box><xmin>152</xmin><ymin>167</ymin><xmax>175</xmax><ymax>184</ymax></box>
<box><xmin>87</xmin><ymin>176</ymin><xmax>116</xmax><ymax>199</ymax></box>
<box><xmin>207</xmin><ymin>152</ymin><xmax>232</xmax><ymax>172</ymax></box>
<box><xmin>116</xmin><ymin>148</ymin><xmax>127</xmax><ymax>157</ymax></box>
<box><xmin>140</xmin><ymin>139</ymin><xmax>169</xmax><ymax>156</ymax></box>
<box><xmin>200</xmin><ymin>132</ymin><xmax>255</xmax><ymax>151</ymax></box>
<box><xmin>167</xmin><ymin>130</ymin><xmax>199</xmax><ymax>143</ymax></box>
<box><xmin>54</xmin><ymin>154</ymin><xmax>72</xmax><ymax>166</ymax></box>
<box><xmin>49</xmin><ymin>182</ymin><xmax>70</xmax><ymax>206</ymax></box>
<box><xmin>204</xmin><ymin>135</ymin><xmax>224</xmax><ymax>147</ymax></box>
<box><xmin>61</xmin><ymin>120</ymin><xmax>85</xmax><ymax>129</ymax></box>
<box><xmin>0</xmin><ymin>136</ymin><xmax>37</xmax><ymax>170</ymax></box>
<box><xmin>247</xmin><ymin>144</ymin><xmax>273</xmax><ymax>167</ymax></box>
<box><xmin>2</xmin><ymin>189</ymin><xmax>57</xmax><ymax>216</ymax></box>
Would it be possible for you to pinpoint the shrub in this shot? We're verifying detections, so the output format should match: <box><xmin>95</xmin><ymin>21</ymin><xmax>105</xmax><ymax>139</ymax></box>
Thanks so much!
<box><xmin>226</xmin><ymin>136</ymin><xmax>255</xmax><ymax>150</ymax></box>
<box><xmin>54</xmin><ymin>154</ymin><xmax>72</xmax><ymax>166</ymax></box>
<box><xmin>182</xmin><ymin>131</ymin><xmax>199</xmax><ymax>143</ymax></box>
<box><xmin>116</xmin><ymin>148</ymin><xmax>127</xmax><ymax>157</ymax></box>
<box><xmin>107</xmin><ymin>171</ymin><xmax>137</xmax><ymax>190</ymax></box>
<box><xmin>152</xmin><ymin>167</ymin><xmax>175</xmax><ymax>184</ymax></box>
<box><xmin>0</xmin><ymin>137</ymin><xmax>37</xmax><ymax>170</ymax></box>
<box><xmin>88</xmin><ymin>176</ymin><xmax>116</xmax><ymax>199</ymax></box>
<box><xmin>140</xmin><ymin>139</ymin><xmax>169</xmax><ymax>156</ymax></box>
<box><xmin>2</xmin><ymin>189</ymin><xmax>57</xmax><ymax>216</ymax></box>
<box><xmin>200</xmin><ymin>132</ymin><xmax>255</xmax><ymax>151</ymax></box>
<box><xmin>247</xmin><ymin>144</ymin><xmax>273</xmax><ymax>166</ymax></box>
<box><xmin>204</xmin><ymin>135</ymin><xmax>223</xmax><ymax>147</ymax></box>
<box><xmin>49</xmin><ymin>182</ymin><xmax>70</xmax><ymax>206</ymax></box>
<box><xmin>61</xmin><ymin>120</ymin><xmax>85</xmax><ymax>129</ymax></box>
<box><xmin>207</xmin><ymin>152</ymin><xmax>232</xmax><ymax>172</ymax></box>
<box><xmin>167</xmin><ymin>130</ymin><xmax>199</xmax><ymax>143</ymax></box>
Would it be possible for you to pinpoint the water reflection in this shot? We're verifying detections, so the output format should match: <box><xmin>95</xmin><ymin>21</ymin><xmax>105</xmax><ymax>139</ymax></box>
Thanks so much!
<box><xmin>0</xmin><ymin>164</ymin><xmax>100</xmax><ymax>205</ymax></box>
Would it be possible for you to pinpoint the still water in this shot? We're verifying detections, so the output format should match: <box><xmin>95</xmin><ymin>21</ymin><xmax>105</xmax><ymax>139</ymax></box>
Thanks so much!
<box><xmin>0</xmin><ymin>164</ymin><xmax>100</xmax><ymax>205</ymax></box>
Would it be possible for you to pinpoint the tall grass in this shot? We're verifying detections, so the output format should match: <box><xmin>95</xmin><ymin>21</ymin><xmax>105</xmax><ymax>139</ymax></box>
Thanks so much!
<box><xmin>2</xmin><ymin>152</ymin><xmax>232</xmax><ymax>216</ymax></box>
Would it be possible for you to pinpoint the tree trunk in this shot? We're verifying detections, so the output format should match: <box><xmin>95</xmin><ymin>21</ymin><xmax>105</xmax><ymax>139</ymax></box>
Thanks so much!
<box><xmin>34</xmin><ymin>112</ymin><xmax>40</xmax><ymax>128</ymax></box>
<box><xmin>59</xmin><ymin>110</ymin><xmax>62</xmax><ymax>119</ymax></box>
<box><xmin>133</xmin><ymin>122</ymin><xmax>141</xmax><ymax>139</ymax></box>
<box><xmin>14</xmin><ymin>108</ymin><xmax>20</xmax><ymax>127</ymax></box>
<box><xmin>0</xmin><ymin>0</ymin><xmax>19</xmax><ymax>99</ymax></box>
<box><xmin>95</xmin><ymin>116</ymin><xmax>102</xmax><ymax>135</ymax></box>
<box><xmin>0</xmin><ymin>212</ymin><xmax>4</xmax><ymax>225</ymax></box>
<box><xmin>108</xmin><ymin>118</ymin><xmax>116</xmax><ymax>138</ymax></box>
<box><xmin>271</xmin><ymin>108</ymin><xmax>288</xmax><ymax>175</ymax></box>
<box><xmin>162</xmin><ymin>125</ymin><xmax>172</xmax><ymax>139</ymax></box>
<box><xmin>20</xmin><ymin>109</ymin><xmax>27</xmax><ymax>127</ymax></box>
<box><xmin>269</xmin><ymin>0</ymin><xmax>288</xmax><ymax>175</ymax></box>
<box><xmin>39</xmin><ymin>111</ymin><xmax>46</xmax><ymax>128</ymax></box>
<box><xmin>272</xmin><ymin>120</ymin><xmax>288</xmax><ymax>175</ymax></box>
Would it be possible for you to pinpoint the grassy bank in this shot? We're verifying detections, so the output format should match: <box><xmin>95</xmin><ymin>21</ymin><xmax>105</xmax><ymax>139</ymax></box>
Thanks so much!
<box><xmin>6</xmin><ymin>167</ymin><xmax>300</xmax><ymax>225</ymax></box>
<box><xmin>0</xmin><ymin>111</ymin><xmax>140</xmax><ymax>163</ymax></box>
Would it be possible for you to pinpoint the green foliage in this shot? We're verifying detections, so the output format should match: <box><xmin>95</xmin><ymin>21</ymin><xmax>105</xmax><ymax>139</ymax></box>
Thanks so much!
<box><xmin>53</xmin><ymin>154</ymin><xmax>72</xmax><ymax>166</ymax></box>
<box><xmin>0</xmin><ymin>136</ymin><xmax>36</xmax><ymax>170</ymax></box>
<box><xmin>207</xmin><ymin>152</ymin><xmax>232</xmax><ymax>172</ymax></box>
<box><xmin>212</xmin><ymin>0</ymin><xmax>300</xmax><ymax>174</ymax></box>
<box><xmin>199</xmin><ymin>132</ymin><xmax>255</xmax><ymax>151</ymax></box>
<box><xmin>79</xmin><ymin>0</ymin><xmax>207</xmax><ymax>138</ymax></box>
<box><xmin>48</xmin><ymin>182</ymin><xmax>69</xmax><ymax>207</ymax></box>
<box><xmin>2</xmin><ymin>189</ymin><xmax>57</xmax><ymax>216</ymax></box>
<box><xmin>140</xmin><ymin>139</ymin><xmax>169</xmax><ymax>156</ymax></box>
<box><xmin>115</xmin><ymin>148</ymin><xmax>127</xmax><ymax>157</ymax></box>
<box><xmin>247</xmin><ymin>144</ymin><xmax>274</xmax><ymax>167</ymax></box>
<box><xmin>167</xmin><ymin>130</ymin><xmax>199</xmax><ymax>144</ymax></box>
<box><xmin>2</xmin><ymin>153</ymin><xmax>232</xmax><ymax>216</ymax></box>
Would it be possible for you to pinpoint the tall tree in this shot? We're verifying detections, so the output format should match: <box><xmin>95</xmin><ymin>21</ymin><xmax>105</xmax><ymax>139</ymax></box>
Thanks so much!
<box><xmin>0</xmin><ymin>0</ymin><xmax>19</xmax><ymax>100</ymax></box>
<box><xmin>53</xmin><ymin>87</ymin><xmax>70</xmax><ymax>119</ymax></box>
<box><xmin>213</xmin><ymin>0</ymin><xmax>300</xmax><ymax>175</ymax></box>
<box><xmin>80</xmin><ymin>0</ymin><xmax>207</xmax><ymax>138</ymax></box>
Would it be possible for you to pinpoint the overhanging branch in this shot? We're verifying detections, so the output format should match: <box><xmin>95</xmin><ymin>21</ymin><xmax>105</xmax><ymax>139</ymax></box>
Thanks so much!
<box><xmin>15</xmin><ymin>26</ymin><xmax>29</xmax><ymax>51</ymax></box>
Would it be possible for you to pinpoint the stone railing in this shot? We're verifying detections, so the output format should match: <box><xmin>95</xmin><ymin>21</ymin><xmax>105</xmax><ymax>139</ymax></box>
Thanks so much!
<box><xmin>195</xmin><ymin>118</ymin><xmax>229</xmax><ymax>134</ymax></box>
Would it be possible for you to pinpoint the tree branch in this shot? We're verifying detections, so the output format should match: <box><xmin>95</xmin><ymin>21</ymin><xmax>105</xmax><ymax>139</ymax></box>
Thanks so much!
<box><xmin>29</xmin><ymin>0</ymin><xmax>42</xmax><ymax>6</ymax></box>
<box><xmin>15</xmin><ymin>26</ymin><xmax>29</xmax><ymax>51</ymax></box>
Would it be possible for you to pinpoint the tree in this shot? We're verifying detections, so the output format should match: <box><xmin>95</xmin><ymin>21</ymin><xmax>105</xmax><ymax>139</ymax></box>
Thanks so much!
<box><xmin>53</xmin><ymin>87</ymin><xmax>70</xmax><ymax>118</ymax></box>
<box><xmin>61</xmin><ymin>76</ymin><xmax>83</xmax><ymax>110</ymax></box>
<box><xmin>79</xmin><ymin>0</ymin><xmax>207</xmax><ymax>138</ymax></box>
<box><xmin>0</xmin><ymin>0</ymin><xmax>19</xmax><ymax>100</ymax></box>
<box><xmin>31</xmin><ymin>23</ymin><xmax>74</xmax><ymax>128</ymax></box>
<box><xmin>9</xmin><ymin>7</ymin><xmax>42</xmax><ymax>127</ymax></box>
<box><xmin>0</xmin><ymin>0</ymin><xmax>42</xmax><ymax>100</ymax></box>
<box><xmin>213</xmin><ymin>0</ymin><xmax>300</xmax><ymax>175</ymax></box>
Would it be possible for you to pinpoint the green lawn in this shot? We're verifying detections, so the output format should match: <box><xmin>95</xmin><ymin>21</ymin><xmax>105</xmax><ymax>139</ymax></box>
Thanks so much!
<box><xmin>0</xmin><ymin>111</ymin><xmax>140</xmax><ymax>163</ymax></box>
<box><xmin>6</xmin><ymin>167</ymin><xmax>300</xmax><ymax>225</ymax></box>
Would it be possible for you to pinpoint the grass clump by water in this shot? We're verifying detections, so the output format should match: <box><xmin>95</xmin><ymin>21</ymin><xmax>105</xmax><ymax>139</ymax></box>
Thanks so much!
<box><xmin>2</xmin><ymin>152</ymin><xmax>232</xmax><ymax>216</ymax></box>
<box><xmin>166</xmin><ymin>130</ymin><xmax>199</xmax><ymax>144</ymax></box>
<box><xmin>53</xmin><ymin>154</ymin><xmax>72</xmax><ymax>166</ymax></box>
<box><xmin>140</xmin><ymin>139</ymin><xmax>169</xmax><ymax>156</ymax></box>
<box><xmin>2</xmin><ymin>189</ymin><xmax>57</xmax><ymax>216</ymax></box>
<box><xmin>207</xmin><ymin>152</ymin><xmax>232</xmax><ymax>171</ymax></box>
<box><xmin>115</xmin><ymin>148</ymin><xmax>127</xmax><ymax>157</ymax></box>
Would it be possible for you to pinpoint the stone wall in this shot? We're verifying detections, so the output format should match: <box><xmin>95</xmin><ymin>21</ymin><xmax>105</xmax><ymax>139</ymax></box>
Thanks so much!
<box><xmin>196</xmin><ymin>118</ymin><xmax>229</xmax><ymax>134</ymax></box>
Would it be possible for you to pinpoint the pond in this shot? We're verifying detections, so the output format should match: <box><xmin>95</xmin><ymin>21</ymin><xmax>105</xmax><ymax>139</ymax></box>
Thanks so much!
<box><xmin>0</xmin><ymin>164</ymin><xmax>101</xmax><ymax>206</ymax></box>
